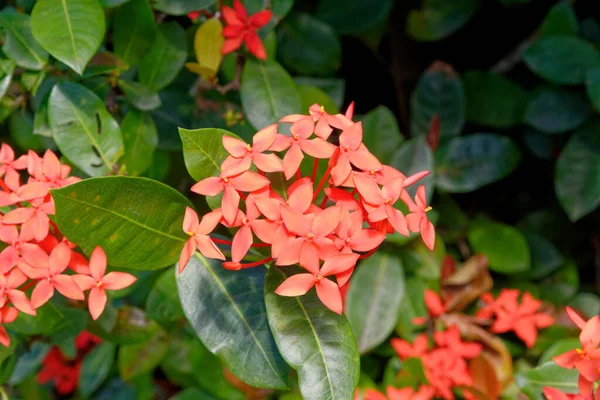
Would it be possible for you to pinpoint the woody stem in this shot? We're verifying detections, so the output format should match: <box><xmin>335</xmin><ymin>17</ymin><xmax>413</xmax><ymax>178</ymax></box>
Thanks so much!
<box><xmin>240</xmin><ymin>257</ymin><xmax>274</xmax><ymax>268</ymax></box>
<box><xmin>312</xmin><ymin>165</ymin><xmax>332</xmax><ymax>202</ymax></box>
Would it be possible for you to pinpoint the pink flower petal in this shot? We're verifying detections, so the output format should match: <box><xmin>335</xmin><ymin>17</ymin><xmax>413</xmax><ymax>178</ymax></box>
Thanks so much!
<box><xmin>88</xmin><ymin>287</ymin><xmax>107</xmax><ymax>320</ymax></box>
<box><xmin>275</xmin><ymin>273</ymin><xmax>315</xmax><ymax>296</ymax></box>
<box><xmin>315</xmin><ymin>278</ymin><xmax>343</xmax><ymax>314</ymax></box>
<box><xmin>53</xmin><ymin>274</ymin><xmax>85</xmax><ymax>300</ymax></box>
<box><xmin>102</xmin><ymin>272</ymin><xmax>137</xmax><ymax>291</ymax></box>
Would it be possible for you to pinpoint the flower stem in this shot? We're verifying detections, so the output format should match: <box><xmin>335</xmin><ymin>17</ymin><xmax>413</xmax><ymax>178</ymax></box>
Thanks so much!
<box><xmin>212</xmin><ymin>238</ymin><xmax>270</xmax><ymax>248</ymax></box>
<box><xmin>312</xmin><ymin>165</ymin><xmax>332</xmax><ymax>202</ymax></box>
<box><xmin>311</xmin><ymin>158</ymin><xmax>319</xmax><ymax>183</ymax></box>
<box><xmin>240</xmin><ymin>257</ymin><xmax>274</xmax><ymax>268</ymax></box>
<box><xmin>296</xmin><ymin>169</ymin><xmax>301</xmax><ymax>181</ymax></box>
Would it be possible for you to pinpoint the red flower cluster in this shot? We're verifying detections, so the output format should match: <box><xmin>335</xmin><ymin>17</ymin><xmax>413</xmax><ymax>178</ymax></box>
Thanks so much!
<box><xmin>355</xmin><ymin>386</ymin><xmax>434</xmax><ymax>400</ymax></box>
<box><xmin>0</xmin><ymin>144</ymin><xmax>136</xmax><ymax>347</ymax></box>
<box><xmin>221</xmin><ymin>0</ymin><xmax>272</xmax><ymax>60</ymax></box>
<box><xmin>391</xmin><ymin>326</ymin><xmax>482</xmax><ymax>400</ymax></box>
<box><xmin>477</xmin><ymin>289</ymin><xmax>554</xmax><ymax>348</ymax></box>
<box><xmin>38</xmin><ymin>331</ymin><xmax>102</xmax><ymax>395</ymax></box>
<box><xmin>179</xmin><ymin>103</ymin><xmax>434</xmax><ymax>314</ymax></box>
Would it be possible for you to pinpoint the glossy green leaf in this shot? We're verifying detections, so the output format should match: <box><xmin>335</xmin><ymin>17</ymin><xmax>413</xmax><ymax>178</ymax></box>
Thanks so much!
<box><xmin>138</xmin><ymin>22</ymin><xmax>187</xmax><ymax>92</ymax></box>
<box><xmin>523</xmin><ymin>36</ymin><xmax>600</xmax><ymax>85</ymax></box>
<box><xmin>170</xmin><ymin>388</ymin><xmax>221</xmax><ymax>400</ymax></box>
<box><xmin>8</xmin><ymin>342</ymin><xmax>50</xmax><ymax>386</ymax></box>
<box><xmin>407</xmin><ymin>0</ymin><xmax>479</xmax><ymax>41</ymax></box>
<box><xmin>521</xmin><ymin>231</ymin><xmax>563</xmax><ymax>280</ymax></box>
<box><xmin>79</xmin><ymin>342</ymin><xmax>116</xmax><ymax>397</ymax></box>
<box><xmin>346</xmin><ymin>252</ymin><xmax>405</xmax><ymax>354</ymax></box>
<box><xmin>150</xmin><ymin>0</ymin><xmax>216</xmax><ymax>15</ymax></box>
<box><xmin>0</xmin><ymin>59</ymin><xmax>15</xmax><ymax>101</ymax></box>
<box><xmin>143</xmin><ymin>150</ymin><xmax>170</xmax><ymax>181</ymax></box>
<box><xmin>121</xmin><ymin>110</ymin><xmax>159</xmax><ymax>176</ymax></box>
<box><xmin>435</xmin><ymin>134</ymin><xmax>521</xmax><ymax>193</ymax></box>
<box><xmin>297</xmin><ymin>85</ymin><xmax>339</xmax><ymax>115</ymax></box>
<box><xmin>177</xmin><ymin>254</ymin><xmax>289</xmax><ymax>389</ymax></box>
<box><xmin>119</xmin><ymin>80</ymin><xmax>161</xmax><ymax>111</ymax></box>
<box><xmin>20</xmin><ymin>70</ymin><xmax>46</xmax><ymax>95</ymax></box>
<box><xmin>179</xmin><ymin>128</ymin><xmax>242</xmax><ymax>181</ymax></box>
<box><xmin>52</xmin><ymin>176</ymin><xmax>191</xmax><ymax>269</ymax></box>
<box><xmin>463</xmin><ymin>71</ymin><xmax>529</xmax><ymax>128</ymax></box>
<box><xmin>5</xmin><ymin>302</ymin><xmax>63</xmax><ymax>335</ymax></box>
<box><xmin>241</xmin><ymin>59</ymin><xmax>301</xmax><ymax>130</ymax></box>
<box><xmin>467</xmin><ymin>219</ymin><xmax>530</xmax><ymax>274</ymax></box>
<box><xmin>555</xmin><ymin>124</ymin><xmax>600</xmax><ymax>221</ymax></box>
<box><xmin>90</xmin><ymin>306</ymin><xmax>162</xmax><ymax>345</ymax></box>
<box><xmin>118</xmin><ymin>330</ymin><xmax>168</xmax><ymax>381</ymax></box>
<box><xmin>569</xmin><ymin>292</ymin><xmax>600</xmax><ymax>319</ymax></box>
<box><xmin>585</xmin><ymin>67</ymin><xmax>600</xmax><ymax>113</ymax></box>
<box><xmin>524</xmin><ymin>89</ymin><xmax>590</xmax><ymax>134</ymax></box>
<box><xmin>99</xmin><ymin>0</ymin><xmax>132</xmax><ymax>6</ymax></box>
<box><xmin>113</xmin><ymin>0</ymin><xmax>156</xmax><ymax>66</ymax></box>
<box><xmin>316</xmin><ymin>0</ymin><xmax>393</xmax><ymax>34</ymax></box>
<box><xmin>145</xmin><ymin>269</ymin><xmax>185</xmax><ymax>324</ymax></box>
<box><xmin>264</xmin><ymin>266</ymin><xmax>360</xmax><ymax>400</ymax></box>
<box><xmin>541</xmin><ymin>261</ymin><xmax>579</xmax><ymax>305</ymax></box>
<box><xmin>30</xmin><ymin>0</ymin><xmax>105</xmax><ymax>74</ymax></box>
<box><xmin>410</xmin><ymin>66</ymin><xmax>465</xmax><ymax>139</ymax></box>
<box><xmin>152</xmin><ymin>90</ymin><xmax>193</xmax><ymax>151</ymax></box>
<box><xmin>395</xmin><ymin>277</ymin><xmax>428</xmax><ymax>340</ymax></box>
<box><xmin>0</xmin><ymin>12</ymin><xmax>48</xmax><ymax>70</ymax></box>
<box><xmin>539</xmin><ymin>1</ymin><xmax>578</xmax><ymax>37</ymax></box>
<box><xmin>293</xmin><ymin>77</ymin><xmax>345</xmax><ymax>108</ymax></box>
<box><xmin>539</xmin><ymin>339</ymin><xmax>579</xmax><ymax>365</ymax></box>
<box><xmin>516</xmin><ymin>362</ymin><xmax>578</xmax><ymax>398</ymax></box>
<box><xmin>390</xmin><ymin>137</ymin><xmax>434</xmax><ymax>202</ymax></box>
<box><xmin>49</xmin><ymin>81</ymin><xmax>123</xmax><ymax>176</ymax></box>
<box><xmin>277</xmin><ymin>12</ymin><xmax>341</xmax><ymax>76</ymax></box>
<box><xmin>361</xmin><ymin>105</ymin><xmax>403</xmax><ymax>165</ymax></box>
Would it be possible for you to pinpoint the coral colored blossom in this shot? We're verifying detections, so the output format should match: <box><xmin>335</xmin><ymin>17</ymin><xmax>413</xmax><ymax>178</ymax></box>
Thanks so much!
<box><xmin>221</xmin><ymin>0</ymin><xmax>272</xmax><ymax>60</ymax></box>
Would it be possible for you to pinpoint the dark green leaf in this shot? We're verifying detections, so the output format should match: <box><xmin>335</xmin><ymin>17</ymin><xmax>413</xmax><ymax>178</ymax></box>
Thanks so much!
<box><xmin>49</xmin><ymin>308</ymin><xmax>89</xmax><ymax>357</ymax></box>
<box><xmin>264</xmin><ymin>266</ymin><xmax>360</xmax><ymax>400</ymax></box>
<box><xmin>52</xmin><ymin>176</ymin><xmax>191</xmax><ymax>269</ymax></box>
<box><xmin>277</xmin><ymin>12</ymin><xmax>341</xmax><ymax>76</ymax></box>
<box><xmin>435</xmin><ymin>133</ymin><xmax>521</xmax><ymax>193</ymax></box>
<box><xmin>0</xmin><ymin>12</ymin><xmax>48</xmax><ymax>70</ymax></box>
<box><xmin>582</xmin><ymin>18</ymin><xmax>600</xmax><ymax>47</ymax></box>
<box><xmin>539</xmin><ymin>1</ymin><xmax>578</xmax><ymax>37</ymax></box>
<box><xmin>9</xmin><ymin>110</ymin><xmax>47</xmax><ymax>153</ymax></box>
<box><xmin>152</xmin><ymin>90</ymin><xmax>193</xmax><ymax>151</ymax></box>
<box><xmin>30</xmin><ymin>0</ymin><xmax>105</xmax><ymax>74</ymax></box>
<box><xmin>361</xmin><ymin>105</ymin><xmax>403</xmax><ymax>165</ymax></box>
<box><xmin>177</xmin><ymin>254</ymin><xmax>289</xmax><ymax>389</ymax></box>
<box><xmin>113</xmin><ymin>0</ymin><xmax>156</xmax><ymax>66</ymax></box>
<box><xmin>244</xmin><ymin>0</ymin><xmax>292</xmax><ymax>29</ymax></box>
<box><xmin>93</xmin><ymin>378</ymin><xmax>136</xmax><ymax>400</ymax></box>
<box><xmin>541</xmin><ymin>261</ymin><xmax>579</xmax><ymax>305</ymax></box>
<box><xmin>145</xmin><ymin>269</ymin><xmax>185</xmax><ymax>324</ymax></box>
<box><xmin>139</xmin><ymin>22</ymin><xmax>187</xmax><ymax>92</ymax></box>
<box><xmin>585</xmin><ymin>67</ymin><xmax>600</xmax><ymax>113</ymax></box>
<box><xmin>523</xmin><ymin>36</ymin><xmax>600</xmax><ymax>85</ymax></box>
<box><xmin>122</xmin><ymin>109</ymin><xmax>159</xmax><ymax>176</ymax></box>
<box><xmin>0</xmin><ymin>59</ymin><xmax>15</xmax><ymax>100</ymax></box>
<box><xmin>521</xmin><ymin>231</ymin><xmax>563</xmax><ymax>280</ymax></box>
<box><xmin>170</xmin><ymin>387</ymin><xmax>221</xmax><ymax>400</ymax></box>
<box><xmin>99</xmin><ymin>0</ymin><xmax>132</xmax><ymax>6</ymax></box>
<box><xmin>524</xmin><ymin>129</ymin><xmax>554</xmax><ymax>160</ymax></box>
<box><xmin>407</xmin><ymin>0</ymin><xmax>479</xmax><ymax>41</ymax></box>
<box><xmin>346</xmin><ymin>252</ymin><xmax>405</xmax><ymax>354</ymax></box>
<box><xmin>524</xmin><ymin>89</ymin><xmax>590</xmax><ymax>134</ymax></box>
<box><xmin>316</xmin><ymin>0</ymin><xmax>393</xmax><ymax>34</ymax></box>
<box><xmin>5</xmin><ymin>302</ymin><xmax>63</xmax><ymax>335</ymax></box>
<box><xmin>390</xmin><ymin>137</ymin><xmax>434</xmax><ymax>202</ymax></box>
<box><xmin>8</xmin><ymin>342</ymin><xmax>50</xmax><ymax>385</ymax></box>
<box><xmin>143</xmin><ymin>150</ymin><xmax>170</xmax><ymax>181</ymax></box>
<box><xmin>569</xmin><ymin>292</ymin><xmax>600</xmax><ymax>319</ymax></box>
<box><xmin>119</xmin><ymin>80</ymin><xmax>161</xmax><ymax>111</ymax></box>
<box><xmin>297</xmin><ymin>85</ymin><xmax>339</xmax><ymax>115</ymax></box>
<box><xmin>463</xmin><ymin>70</ymin><xmax>529</xmax><ymax>128</ymax></box>
<box><xmin>410</xmin><ymin>66</ymin><xmax>465</xmax><ymax>139</ymax></box>
<box><xmin>118</xmin><ymin>330</ymin><xmax>168</xmax><ymax>381</ymax></box>
<box><xmin>516</xmin><ymin>362</ymin><xmax>578</xmax><ymax>398</ymax></box>
<box><xmin>241</xmin><ymin>59</ymin><xmax>301</xmax><ymax>130</ymax></box>
<box><xmin>79</xmin><ymin>342</ymin><xmax>116</xmax><ymax>397</ymax></box>
<box><xmin>555</xmin><ymin>123</ymin><xmax>600</xmax><ymax>221</ymax></box>
<box><xmin>90</xmin><ymin>306</ymin><xmax>162</xmax><ymax>345</ymax></box>
<box><xmin>150</xmin><ymin>0</ymin><xmax>216</xmax><ymax>15</ymax></box>
<box><xmin>49</xmin><ymin>81</ymin><xmax>124</xmax><ymax>176</ymax></box>
<box><xmin>467</xmin><ymin>219</ymin><xmax>530</xmax><ymax>274</ymax></box>
<box><xmin>293</xmin><ymin>77</ymin><xmax>345</xmax><ymax>108</ymax></box>
<box><xmin>395</xmin><ymin>277</ymin><xmax>428</xmax><ymax>340</ymax></box>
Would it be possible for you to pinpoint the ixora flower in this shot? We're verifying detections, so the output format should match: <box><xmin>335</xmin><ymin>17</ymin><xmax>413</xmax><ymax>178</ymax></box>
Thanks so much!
<box><xmin>221</xmin><ymin>0</ymin><xmax>272</xmax><ymax>60</ymax></box>
<box><xmin>178</xmin><ymin>102</ymin><xmax>435</xmax><ymax>314</ymax></box>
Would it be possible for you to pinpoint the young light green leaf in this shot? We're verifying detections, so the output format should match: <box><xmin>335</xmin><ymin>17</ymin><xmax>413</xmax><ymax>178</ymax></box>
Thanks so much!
<box><xmin>49</xmin><ymin>81</ymin><xmax>123</xmax><ymax>176</ymax></box>
<box><xmin>79</xmin><ymin>342</ymin><xmax>116</xmax><ymax>397</ymax></box>
<box><xmin>524</xmin><ymin>89</ymin><xmax>590</xmax><ymax>134</ymax></box>
<box><xmin>31</xmin><ymin>0</ymin><xmax>105</xmax><ymax>74</ymax></box>
<box><xmin>122</xmin><ymin>110</ymin><xmax>158</xmax><ymax>176</ymax></box>
<box><xmin>176</xmin><ymin>254</ymin><xmax>289</xmax><ymax>389</ymax></box>
<box><xmin>264</xmin><ymin>266</ymin><xmax>360</xmax><ymax>400</ymax></box>
<box><xmin>52</xmin><ymin>177</ymin><xmax>192</xmax><ymax>269</ymax></box>
<box><xmin>0</xmin><ymin>12</ymin><xmax>48</xmax><ymax>70</ymax></box>
<box><xmin>361</xmin><ymin>105</ymin><xmax>403</xmax><ymax>165</ymax></box>
<box><xmin>113</xmin><ymin>0</ymin><xmax>156</xmax><ymax>66</ymax></box>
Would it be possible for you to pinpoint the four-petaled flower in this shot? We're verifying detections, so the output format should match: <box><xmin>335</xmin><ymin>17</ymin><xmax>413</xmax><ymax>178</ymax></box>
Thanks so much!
<box><xmin>221</xmin><ymin>0</ymin><xmax>272</xmax><ymax>60</ymax></box>
<box><xmin>179</xmin><ymin>207</ymin><xmax>225</xmax><ymax>272</ymax></box>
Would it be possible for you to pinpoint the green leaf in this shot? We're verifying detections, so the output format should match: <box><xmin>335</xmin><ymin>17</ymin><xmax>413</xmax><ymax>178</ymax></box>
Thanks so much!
<box><xmin>8</xmin><ymin>342</ymin><xmax>50</xmax><ymax>386</ymax></box>
<box><xmin>277</xmin><ymin>12</ymin><xmax>341</xmax><ymax>76</ymax></box>
<box><xmin>170</xmin><ymin>388</ymin><xmax>221</xmax><ymax>400</ymax></box>
<box><xmin>90</xmin><ymin>306</ymin><xmax>162</xmax><ymax>345</ymax></box>
<box><xmin>346</xmin><ymin>252</ymin><xmax>405</xmax><ymax>354</ymax></box>
<box><xmin>177</xmin><ymin>255</ymin><xmax>289</xmax><ymax>389</ymax></box>
<box><xmin>524</xmin><ymin>89</ymin><xmax>590</xmax><ymax>134</ymax></box>
<box><xmin>5</xmin><ymin>302</ymin><xmax>63</xmax><ymax>335</ymax></box>
<box><xmin>48</xmin><ymin>308</ymin><xmax>89</xmax><ymax>357</ymax></box>
<box><xmin>569</xmin><ymin>292</ymin><xmax>600</xmax><ymax>319</ymax></box>
<box><xmin>122</xmin><ymin>110</ymin><xmax>159</xmax><ymax>176</ymax></box>
<box><xmin>538</xmin><ymin>339</ymin><xmax>579</xmax><ymax>365</ymax></box>
<box><xmin>395</xmin><ymin>277</ymin><xmax>428</xmax><ymax>340</ymax></box>
<box><xmin>463</xmin><ymin>70</ymin><xmax>529</xmax><ymax>128</ymax></box>
<box><xmin>293</xmin><ymin>77</ymin><xmax>345</xmax><ymax>108</ymax></box>
<box><xmin>49</xmin><ymin>81</ymin><xmax>124</xmax><ymax>176</ymax></box>
<box><xmin>555</xmin><ymin>123</ymin><xmax>600</xmax><ymax>221</ymax></box>
<box><xmin>521</xmin><ymin>231</ymin><xmax>563</xmax><ymax>280</ymax></box>
<box><xmin>407</xmin><ymin>0</ymin><xmax>479</xmax><ymax>41</ymax></box>
<box><xmin>390</xmin><ymin>137</ymin><xmax>435</xmax><ymax>202</ymax></box>
<box><xmin>138</xmin><ymin>22</ymin><xmax>187</xmax><ymax>92</ymax></box>
<box><xmin>52</xmin><ymin>176</ymin><xmax>191</xmax><ymax>269</ymax></box>
<box><xmin>541</xmin><ymin>261</ymin><xmax>579</xmax><ymax>305</ymax></box>
<box><xmin>435</xmin><ymin>133</ymin><xmax>521</xmax><ymax>193</ymax></box>
<box><xmin>516</xmin><ymin>362</ymin><xmax>578</xmax><ymax>398</ymax></box>
<box><xmin>241</xmin><ymin>59</ymin><xmax>301</xmax><ymax>130</ymax></box>
<box><xmin>539</xmin><ymin>1</ymin><xmax>578</xmax><ymax>37</ymax></box>
<box><xmin>0</xmin><ymin>59</ymin><xmax>15</xmax><ymax>100</ymax></box>
<box><xmin>582</xmin><ymin>18</ymin><xmax>600</xmax><ymax>47</ymax></box>
<box><xmin>118</xmin><ymin>330</ymin><xmax>168</xmax><ymax>381</ymax></box>
<box><xmin>33</xmin><ymin>95</ymin><xmax>52</xmax><ymax>137</ymax></box>
<box><xmin>30</xmin><ymin>0</ymin><xmax>105</xmax><ymax>74</ymax></box>
<box><xmin>99</xmin><ymin>0</ymin><xmax>132</xmax><ymax>6</ymax></box>
<box><xmin>316</xmin><ymin>0</ymin><xmax>393</xmax><ymax>34</ymax></box>
<box><xmin>467</xmin><ymin>219</ymin><xmax>530</xmax><ymax>274</ymax></box>
<box><xmin>297</xmin><ymin>85</ymin><xmax>339</xmax><ymax>115</ymax></box>
<box><xmin>410</xmin><ymin>65</ymin><xmax>465</xmax><ymax>139</ymax></box>
<box><xmin>20</xmin><ymin>69</ymin><xmax>46</xmax><ymax>95</ymax></box>
<box><xmin>0</xmin><ymin>12</ymin><xmax>48</xmax><ymax>70</ymax></box>
<box><xmin>150</xmin><ymin>0</ymin><xmax>216</xmax><ymax>15</ymax></box>
<box><xmin>113</xmin><ymin>0</ymin><xmax>156</xmax><ymax>66</ymax></box>
<box><xmin>152</xmin><ymin>90</ymin><xmax>193</xmax><ymax>151</ymax></box>
<box><xmin>179</xmin><ymin>128</ymin><xmax>242</xmax><ymax>181</ymax></box>
<box><xmin>244</xmin><ymin>0</ymin><xmax>292</xmax><ymax>29</ymax></box>
<box><xmin>523</xmin><ymin>36</ymin><xmax>600</xmax><ymax>85</ymax></box>
<box><xmin>585</xmin><ymin>67</ymin><xmax>600</xmax><ymax>113</ymax></box>
<box><xmin>79</xmin><ymin>342</ymin><xmax>116</xmax><ymax>397</ymax></box>
<box><xmin>145</xmin><ymin>269</ymin><xmax>185</xmax><ymax>324</ymax></box>
<box><xmin>119</xmin><ymin>80</ymin><xmax>161</xmax><ymax>111</ymax></box>
<box><xmin>9</xmin><ymin>110</ymin><xmax>47</xmax><ymax>153</ymax></box>
<box><xmin>360</xmin><ymin>105</ymin><xmax>403</xmax><ymax>165</ymax></box>
<box><xmin>264</xmin><ymin>266</ymin><xmax>360</xmax><ymax>400</ymax></box>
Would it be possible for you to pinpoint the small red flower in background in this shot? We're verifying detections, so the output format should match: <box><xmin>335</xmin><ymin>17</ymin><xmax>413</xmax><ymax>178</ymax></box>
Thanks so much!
<box><xmin>221</xmin><ymin>0</ymin><xmax>272</xmax><ymax>60</ymax></box>
<box><xmin>542</xmin><ymin>387</ymin><xmax>592</xmax><ymax>400</ymax></box>
<box><xmin>477</xmin><ymin>289</ymin><xmax>554</xmax><ymax>348</ymax></box>
<box><xmin>187</xmin><ymin>10</ymin><xmax>201</xmax><ymax>21</ymax></box>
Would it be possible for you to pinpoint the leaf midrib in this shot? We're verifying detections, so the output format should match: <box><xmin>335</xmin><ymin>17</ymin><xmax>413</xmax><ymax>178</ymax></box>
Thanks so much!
<box><xmin>0</xmin><ymin>18</ymin><xmax>45</xmax><ymax>66</ymax></box>
<box><xmin>181</xmin><ymin>131</ymin><xmax>221</xmax><ymax>172</ymax></box>
<box><xmin>60</xmin><ymin>0</ymin><xmax>79</xmax><ymax>67</ymax></box>
<box><xmin>258</xmin><ymin>63</ymin><xmax>278</xmax><ymax>122</ymax></box>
